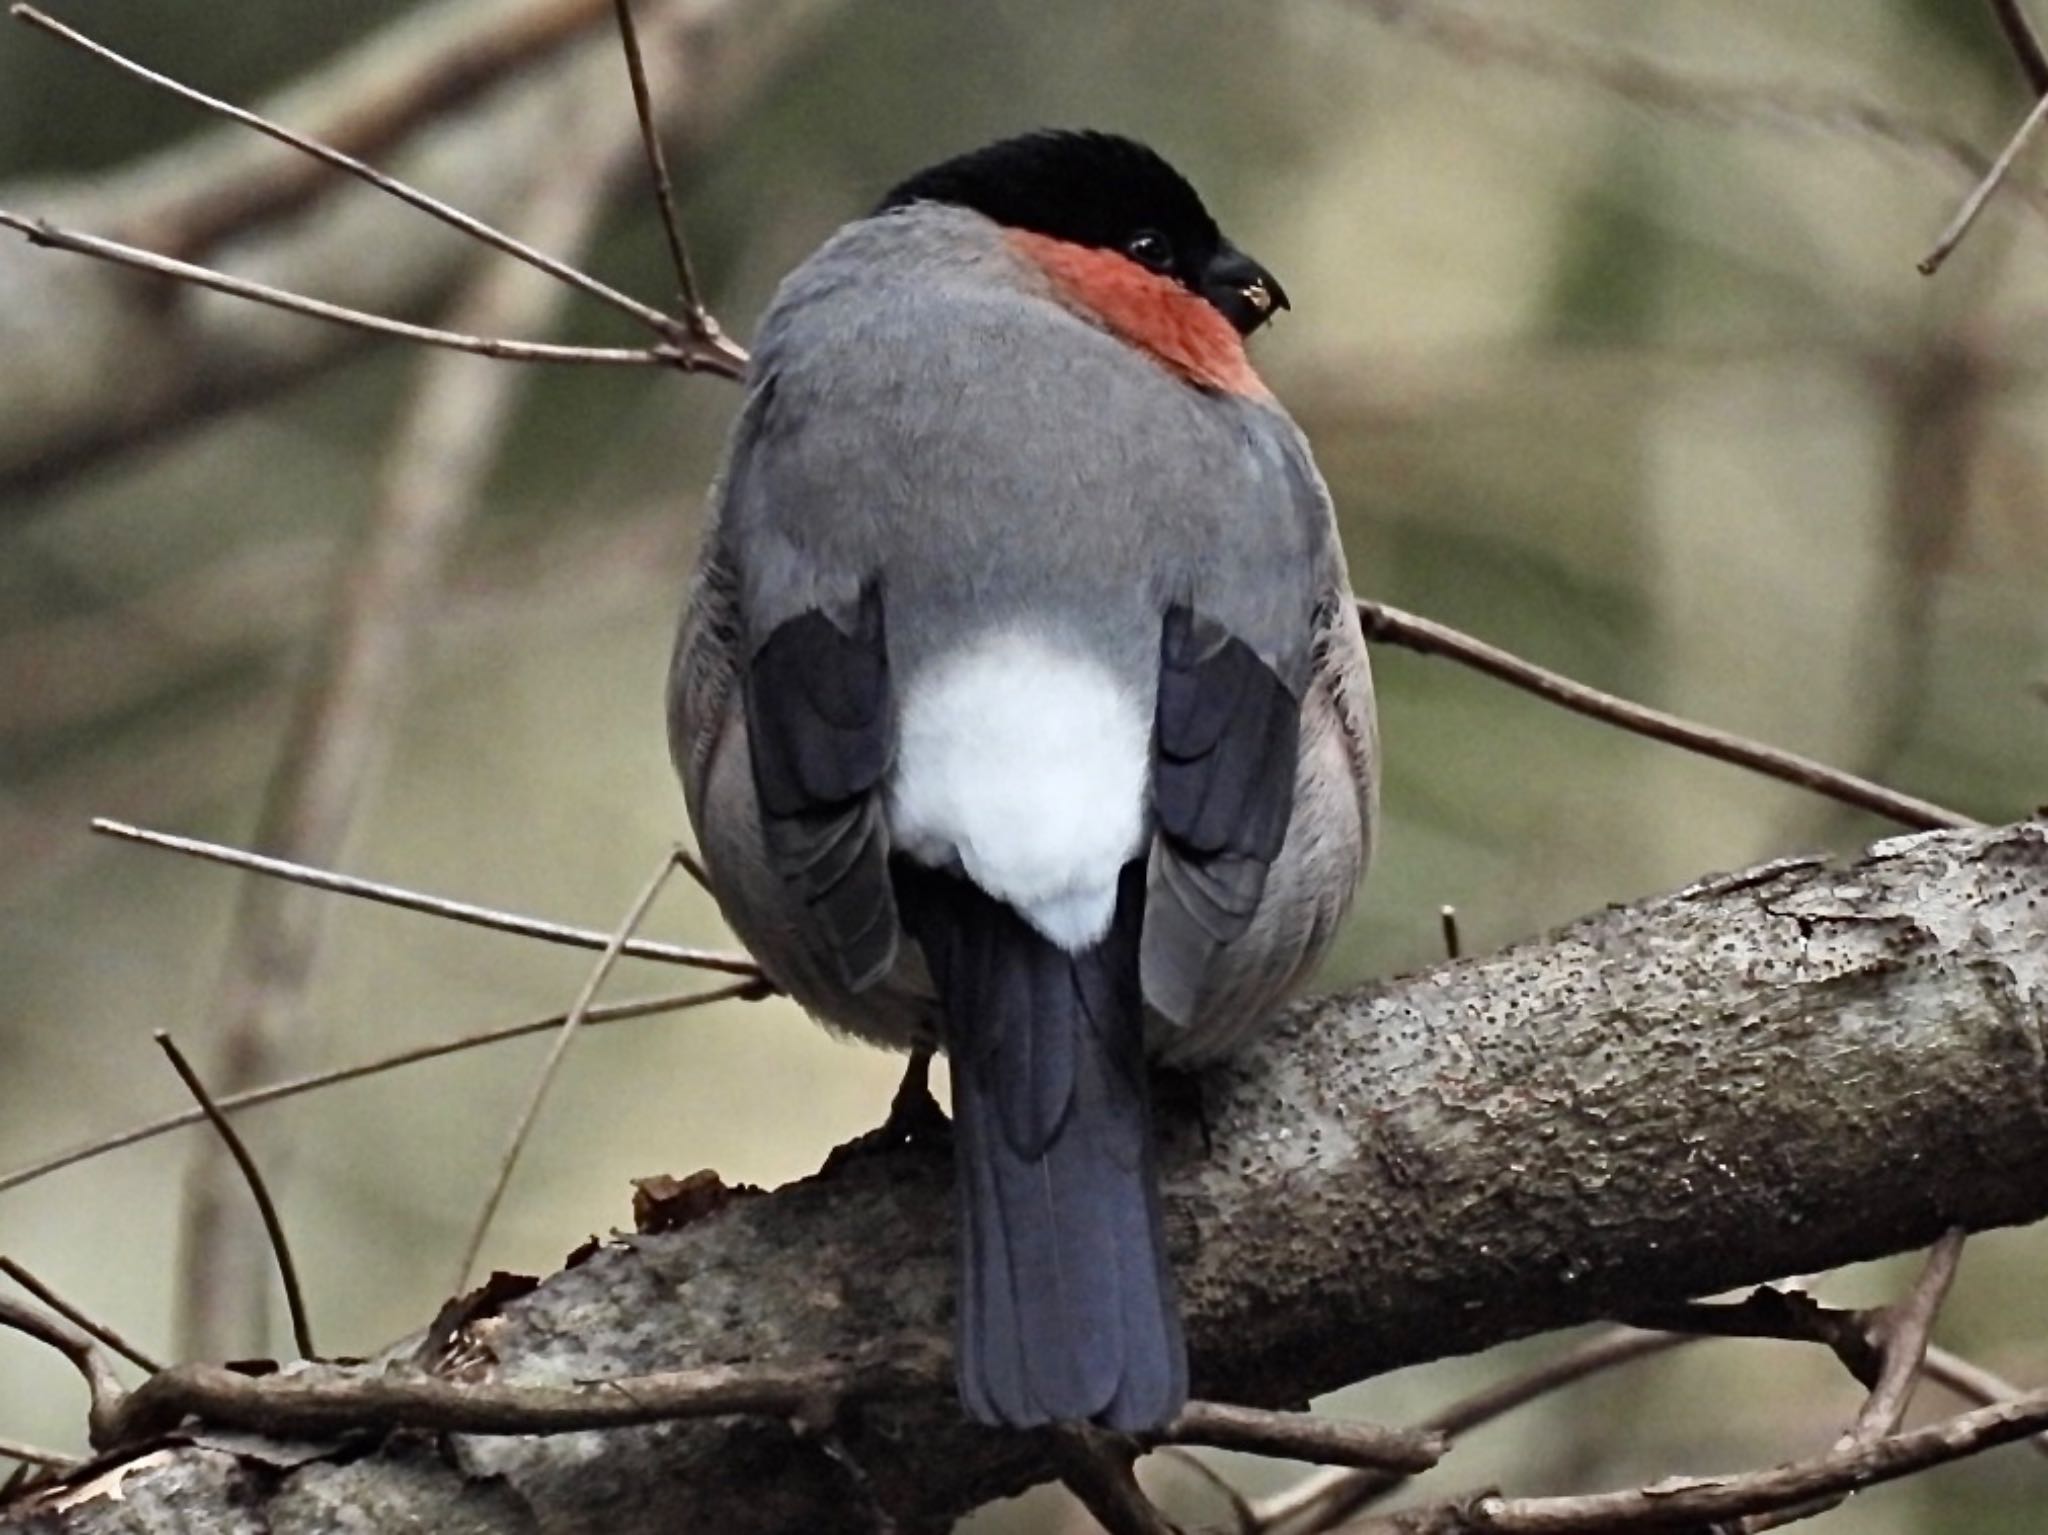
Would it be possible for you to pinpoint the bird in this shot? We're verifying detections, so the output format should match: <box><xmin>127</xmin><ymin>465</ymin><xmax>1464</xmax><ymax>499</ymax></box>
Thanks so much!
<box><xmin>669</xmin><ymin>129</ymin><xmax>1378</xmax><ymax>1431</ymax></box>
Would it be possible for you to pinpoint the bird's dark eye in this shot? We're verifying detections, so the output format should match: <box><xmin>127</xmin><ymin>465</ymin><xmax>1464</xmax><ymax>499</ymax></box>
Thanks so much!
<box><xmin>1125</xmin><ymin>229</ymin><xmax>1174</xmax><ymax>272</ymax></box>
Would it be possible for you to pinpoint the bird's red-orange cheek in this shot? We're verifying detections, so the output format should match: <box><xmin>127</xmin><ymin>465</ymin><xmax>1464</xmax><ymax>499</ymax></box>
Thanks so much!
<box><xmin>1006</xmin><ymin>230</ymin><xmax>1269</xmax><ymax>399</ymax></box>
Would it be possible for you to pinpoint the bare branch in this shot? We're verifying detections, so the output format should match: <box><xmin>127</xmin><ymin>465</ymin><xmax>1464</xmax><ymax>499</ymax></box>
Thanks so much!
<box><xmin>152</xmin><ymin>1033</ymin><xmax>316</xmax><ymax>1361</ymax></box>
<box><xmin>90</xmin><ymin>819</ymin><xmax>763</xmax><ymax>979</ymax></box>
<box><xmin>0</xmin><ymin>1438</ymin><xmax>74</xmax><ymax>1471</ymax></box>
<box><xmin>0</xmin><ymin>1259</ymin><xmax>162</xmax><ymax>1375</ymax></box>
<box><xmin>123</xmin><ymin>0</ymin><xmax>621</xmax><ymax>257</ymax></box>
<box><xmin>1053</xmin><ymin>1430</ymin><xmax>1184</xmax><ymax>1535</ymax></box>
<box><xmin>0</xmin><ymin>211</ymin><xmax>677</xmax><ymax>368</ymax></box>
<box><xmin>1155</xmin><ymin>1447</ymin><xmax>1259</xmax><ymax>1534</ymax></box>
<box><xmin>1924</xmin><ymin>1345</ymin><xmax>2048</xmax><ymax>1457</ymax></box>
<box><xmin>1617</xmin><ymin>1288</ymin><xmax>1881</xmax><ymax>1387</ymax></box>
<box><xmin>111</xmin><ymin>1344</ymin><xmax>947</xmax><ymax>1443</ymax></box>
<box><xmin>1272</xmin><ymin>1268</ymin><xmax>2031</xmax><ymax>1535</ymax></box>
<box><xmin>0</xmin><ymin>1294</ymin><xmax>125</xmax><ymax>1449</ymax></box>
<box><xmin>0</xmin><ymin>984</ymin><xmax>758</xmax><ymax>1200</ymax></box>
<box><xmin>8</xmin><ymin>3</ymin><xmax>731</xmax><ymax>364</ymax></box>
<box><xmin>177</xmin><ymin>78</ymin><xmax>638</xmax><ymax>1360</ymax></box>
<box><xmin>1851</xmin><ymin>1229</ymin><xmax>1967</xmax><ymax>1441</ymax></box>
<box><xmin>1919</xmin><ymin>87</ymin><xmax>2048</xmax><ymax>274</ymax></box>
<box><xmin>1352</xmin><ymin>1386</ymin><xmax>2048</xmax><ymax>1532</ymax></box>
<box><xmin>611</xmin><ymin>0</ymin><xmax>737</xmax><ymax>364</ymax></box>
<box><xmin>1254</xmin><ymin>1329</ymin><xmax>1696</xmax><ymax>1535</ymax></box>
<box><xmin>1733</xmin><ymin>1228</ymin><xmax>1969</xmax><ymax>1532</ymax></box>
<box><xmin>1990</xmin><ymin>0</ymin><xmax>2048</xmax><ymax>97</ymax></box>
<box><xmin>18</xmin><ymin>822</ymin><xmax>2048</xmax><ymax>1531</ymax></box>
<box><xmin>1357</xmin><ymin>600</ymin><xmax>1978</xmax><ymax>832</ymax></box>
<box><xmin>0</xmin><ymin>0</ymin><xmax>833</xmax><ymax>499</ymax></box>
<box><xmin>454</xmin><ymin>848</ymin><xmax>685</xmax><ymax>1288</ymax></box>
<box><xmin>1161</xmin><ymin>1402</ymin><xmax>1443</xmax><ymax>1473</ymax></box>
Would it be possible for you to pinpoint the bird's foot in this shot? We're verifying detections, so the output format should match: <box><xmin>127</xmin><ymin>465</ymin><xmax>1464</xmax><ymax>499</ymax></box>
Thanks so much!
<box><xmin>822</xmin><ymin>1046</ymin><xmax>950</xmax><ymax>1173</ymax></box>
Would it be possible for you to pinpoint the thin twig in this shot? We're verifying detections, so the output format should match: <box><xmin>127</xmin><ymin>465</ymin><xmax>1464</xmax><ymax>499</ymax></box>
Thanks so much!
<box><xmin>1161</xmin><ymin>1402</ymin><xmax>1443</xmax><ymax>1473</ymax></box>
<box><xmin>1254</xmin><ymin>1328</ymin><xmax>1693</xmax><ymax>1535</ymax></box>
<box><xmin>1616</xmin><ymin>1288</ymin><xmax>1883</xmax><ymax>1387</ymax></box>
<box><xmin>0</xmin><ymin>1260</ymin><xmax>163</xmax><ymax>1375</ymax></box>
<box><xmin>453</xmin><ymin>848</ymin><xmax>684</xmax><ymax>1289</ymax></box>
<box><xmin>1733</xmin><ymin>1229</ymin><xmax>1968</xmax><ymax>1533</ymax></box>
<box><xmin>133</xmin><ymin>0</ymin><xmax>623</xmax><ymax>257</ymax></box>
<box><xmin>3</xmin><ymin>0</ymin><xmax>823</xmax><ymax>501</ymax></box>
<box><xmin>1053</xmin><ymin>1428</ymin><xmax>1184</xmax><ymax>1535</ymax></box>
<box><xmin>0</xmin><ymin>1294</ymin><xmax>125</xmax><ymax>1448</ymax></box>
<box><xmin>0</xmin><ymin>212</ymin><xmax>679</xmax><ymax>369</ymax></box>
<box><xmin>0</xmin><ymin>1438</ymin><xmax>74</xmax><ymax>1471</ymax></box>
<box><xmin>1346</xmin><ymin>1385</ymin><xmax>2048</xmax><ymax>1532</ymax></box>
<box><xmin>1991</xmin><ymin>0</ymin><xmax>2048</xmax><ymax>97</ymax></box>
<box><xmin>1154</xmin><ymin>1447</ymin><xmax>1258</xmax><ymax>1535</ymax></box>
<box><xmin>1850</xmin><ymin>1229</ymin><xmax>1968</xmax><ymax>1441</ymax></box>
<box><xmin>91</xmin><ymin>819</ymin><xmax>762</xmax><ymax>978</ymax></box>
<box><xmin>152</xmin><ymin>1033</ymin><xmax>316</xmax><ymax>1361</ymax></box>
<box><xmin>611</xmin><ymin>0</ymin><xmax>732</xmax><ymax>358</ymax></box>
<box><xmin>177</xmin><ymin>95</ymin><xmax>633</xmax><ymax>1361</ymax></box>
<box><xmin>1422</xmin><ymin>1331</ymin><xmax>1695</xmax><ymax>1439</ymax></box>
<box><xmin>7</xmin><ymin>2</ymin><xmax>735</xmax><ymax>365</ymax></box>
<box><xmin>1356</xmin><ymin>600</ymin><xmax>1977</xmax><ymax>832</ymax></box>
<box><xmin>1920</xmin><ymin>86</ymin><xmax>2048</xmax><ymax>274</ymax></box>
<box><xmin>0</xmin><ymin>986</ymin><xmax>757</xmax><ymax>1200</ymax></box>
<box><xmin>1261</xmin><ymin>1277</ymin><xmax>2035</xmax><ymax>1535</ymax></box>
<box><xmin>111</xmin><ymin>1342</ymin><xmax>946</xmax><ymax>1443</ymax></box>
<box><xmin>1924</xmin><ymin>1344</ymin><xmax>2048</xmax><ymax>1458</ymax></box>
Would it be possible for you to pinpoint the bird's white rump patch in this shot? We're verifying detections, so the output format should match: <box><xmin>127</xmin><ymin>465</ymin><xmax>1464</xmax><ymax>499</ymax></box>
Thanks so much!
<box><xmin>887</xmin><ymin>629</ymin><xmax>1148</xmax><ymax>951</ymax></box>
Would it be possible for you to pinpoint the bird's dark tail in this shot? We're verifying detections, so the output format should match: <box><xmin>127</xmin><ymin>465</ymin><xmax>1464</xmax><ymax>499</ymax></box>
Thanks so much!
<box><xmin>896</xmin><ymin>861</ymin><xmax>1185</xmax><ymax>1430</ymax></box>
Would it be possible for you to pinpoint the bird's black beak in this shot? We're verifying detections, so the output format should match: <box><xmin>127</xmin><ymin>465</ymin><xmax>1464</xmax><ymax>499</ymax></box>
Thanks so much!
<box><xmin>1203</xmin><ymin>244</ymin><xmax>1290</xmax><ymax>336</ymax></box>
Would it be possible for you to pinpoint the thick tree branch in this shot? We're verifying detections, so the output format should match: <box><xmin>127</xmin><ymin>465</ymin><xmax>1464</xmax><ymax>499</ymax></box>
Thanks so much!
<box><xmin>9</xmin><ymin>821</ymin><xmax>2045</xmax><ymax>1532</ymax></box>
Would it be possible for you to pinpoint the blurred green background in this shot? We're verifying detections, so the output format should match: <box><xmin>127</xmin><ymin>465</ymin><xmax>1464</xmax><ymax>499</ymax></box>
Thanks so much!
<box><xmin>2</xmin><ymin>1</ymin><xmax>2045</xmax><ymax>1529</ymax></box>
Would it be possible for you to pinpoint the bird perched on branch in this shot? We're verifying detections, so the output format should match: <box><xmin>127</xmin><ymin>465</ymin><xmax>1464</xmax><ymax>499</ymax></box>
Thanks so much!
<box><xmin>670</xmin><ymin>130</ymin><xmax>1377</xmax><ymax>1430</ymax></box>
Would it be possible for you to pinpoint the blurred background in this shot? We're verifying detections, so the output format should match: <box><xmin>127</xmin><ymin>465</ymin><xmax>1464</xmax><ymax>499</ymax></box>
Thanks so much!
<box><xmin>2</xmin><ymin>0</ymin><xmax>2045</xmax><ymax>1528</ymax></box>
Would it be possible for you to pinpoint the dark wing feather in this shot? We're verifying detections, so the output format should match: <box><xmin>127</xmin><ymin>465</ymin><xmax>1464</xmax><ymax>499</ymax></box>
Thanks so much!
<box><xmin>743</xmin><ymin>584</ymin><xmax>898</xmax><ymax>991</ymax></box>
<box><xmin>1142</xmin><ymin>603</ymin><xmax>1303</xmax><ymax>1026</ymax></box>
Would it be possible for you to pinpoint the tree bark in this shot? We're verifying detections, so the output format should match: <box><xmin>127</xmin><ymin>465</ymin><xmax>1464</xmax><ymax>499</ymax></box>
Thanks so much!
<box><xmin>7</xmin><ymin>821</ymin><xmax>2046</xmax><ymax>1533</ymax></box>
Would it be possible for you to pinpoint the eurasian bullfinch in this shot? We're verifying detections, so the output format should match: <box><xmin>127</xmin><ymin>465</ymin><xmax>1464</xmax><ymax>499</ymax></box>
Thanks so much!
<box><xmin>669</xmin><ymin>130</ymin><xmax>1378</xmax><ymax>1430</ymax></box>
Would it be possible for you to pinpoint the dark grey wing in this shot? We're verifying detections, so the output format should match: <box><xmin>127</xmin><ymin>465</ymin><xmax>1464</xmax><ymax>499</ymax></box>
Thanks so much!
<box><xmin>1140</xmin><ymin>412</ymin><xmax>1340</xmax><ymax>1026</ymax></box>
<box><xmin>714</xmin><ymin>374</ymin><xmax>900</xmax><ymax>994</ymax></box>
<box><xmin>1141</xmin><ymin>604</ymin><xmax>1303</xmax><ymax>1026</ymax></box>
<box><xmin>742</xmin><ymin>583</ymin><xmax>897</xmax><ymax>991</ymax></box>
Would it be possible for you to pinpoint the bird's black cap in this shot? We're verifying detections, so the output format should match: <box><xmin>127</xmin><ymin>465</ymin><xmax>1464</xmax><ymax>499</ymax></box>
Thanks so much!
<box><xmin>877</xmin><ymin>130</ymin><xmax>1288</xmax><ymax>335</ymax></box>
